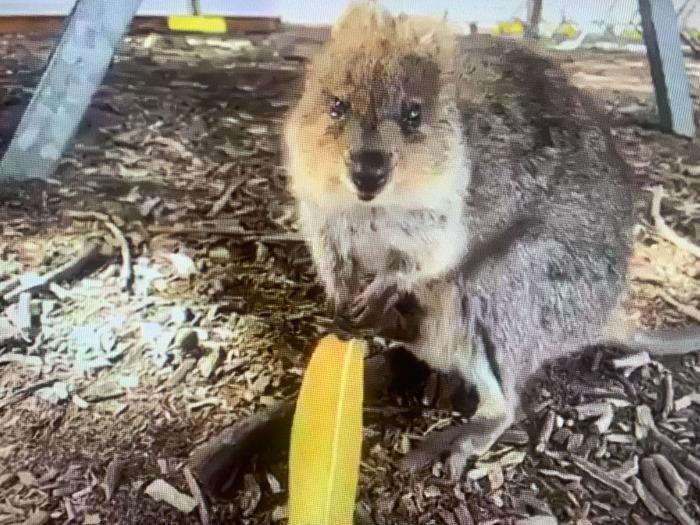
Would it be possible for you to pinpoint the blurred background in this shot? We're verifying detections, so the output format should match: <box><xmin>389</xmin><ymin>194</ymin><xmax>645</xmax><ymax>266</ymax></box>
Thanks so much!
<box><xmin>3</xmin><ymin>0</ymin><xmax>700</xmax><ymax>33</ymax></box>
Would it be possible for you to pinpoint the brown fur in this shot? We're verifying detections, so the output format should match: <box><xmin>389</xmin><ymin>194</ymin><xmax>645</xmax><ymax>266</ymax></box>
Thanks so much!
<box><xmin>284</xmin><ymin>2</ymin><xmax>464</xmax><ymax>211</ymax></box>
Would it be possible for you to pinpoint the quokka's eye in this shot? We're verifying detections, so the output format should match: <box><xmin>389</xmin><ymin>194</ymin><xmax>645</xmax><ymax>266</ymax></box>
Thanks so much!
<box><xmin>402</xmin><ymin>101</ymin><xmax>422</xmax><ymax>129</ymax></box>
<box><xmin>330</xmin><ymin>97</ymin><xmax>348</xmax><ymax>119</ymax></box>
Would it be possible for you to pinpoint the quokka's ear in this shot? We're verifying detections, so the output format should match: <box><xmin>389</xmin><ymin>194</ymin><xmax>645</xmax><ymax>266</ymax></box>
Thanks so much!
<box><xmin>410</xmin><ymin>15</ymin><xmax>458</xmax><ymax>70</ymax></box>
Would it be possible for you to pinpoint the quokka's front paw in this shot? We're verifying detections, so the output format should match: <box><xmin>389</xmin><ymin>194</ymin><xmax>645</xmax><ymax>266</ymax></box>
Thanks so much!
<box><xmin>332</xmin><ymin>278</ymin><xmax>396</xmax><ymax>331</ymax></box>
<box><xmin>333</xmin><ymin>278</ymin><xmax>422</xmax><ymax>342</ymax></box>
<box><xmin>348</xmin><ymin>277</ymin><xmax>400</xmax><ymax>327</ymax></box>
<box><xmin>374</xmin><ymin>294</ymin><xmax>423</xmax><ymax>342</ymax></box>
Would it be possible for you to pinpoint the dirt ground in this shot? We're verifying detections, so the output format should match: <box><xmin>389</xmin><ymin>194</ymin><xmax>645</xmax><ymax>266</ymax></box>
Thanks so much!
<box><xmin>0</xmin><ymin>27</ymin><xmax>700</xmax><ymax>525</ymax></box>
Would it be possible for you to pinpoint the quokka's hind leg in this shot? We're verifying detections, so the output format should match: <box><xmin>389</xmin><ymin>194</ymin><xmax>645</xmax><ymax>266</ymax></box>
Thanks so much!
<box><xmin>399</xmin><ymin>337</ymin><xmax>514</xmax><ymax>481</ymax></box>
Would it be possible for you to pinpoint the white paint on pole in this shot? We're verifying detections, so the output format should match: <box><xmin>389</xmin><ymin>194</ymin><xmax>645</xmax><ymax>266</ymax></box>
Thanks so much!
<box><xmin>0</xmin><ymin>0</ymin><xmax>143</xmax><ymax>181</ymax></box>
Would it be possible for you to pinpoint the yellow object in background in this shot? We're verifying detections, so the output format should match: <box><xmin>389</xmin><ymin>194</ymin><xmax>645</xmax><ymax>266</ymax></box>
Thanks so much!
<box><xmin>288</xmin><ymin>335</ymin><xmax>365</xmax><ymax>525</ymax></box>
<box><xmin>490</xmin><ymin>19</ymin><xmax>525</xmax><ymax>37</ymax></box>
<box><xmin>167</xmin><ymin>16</ymin><xmax>227</xmax><ymax>34</ymax></box>
<box><xmin>555</xmin><ymin>21</ymin><xmax>579</xmax><ymax>40</ymax></box>
<box><xmin>620</xmin><ymin>27</ymin><xmax>644</xmax><ymax>42</ymax></box>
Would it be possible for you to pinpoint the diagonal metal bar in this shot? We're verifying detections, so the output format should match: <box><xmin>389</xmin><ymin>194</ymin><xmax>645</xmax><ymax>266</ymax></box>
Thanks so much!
<box><xmin>0</xmin><ymin>0</ymin><xmax>142</xmax><ymax>181</ymax></box>
<box><xmin>639</xmin><ymin>0</ymin><xmax>696</xmax><ymax>137</ymax></box>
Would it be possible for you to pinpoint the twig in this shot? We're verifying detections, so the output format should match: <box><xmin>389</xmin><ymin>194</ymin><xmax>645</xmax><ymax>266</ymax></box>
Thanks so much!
<box><xmin>103</xmin><ymin>456</ymin><xmax>123</xmax><ymax>502</ymax></box>
<box><xmin>0</xmin><ymin>379</ymin><xmax>56</xmax><ymax>409</ymax></box>
<box><xmin>653</xmin><ymin>430</ymin><xmax>700</xmax><ymax>477</ymax></box>
<box><xmin>17</xmin><ymin>292</ymin><xmax>33</xmax><ymax>332</ymax></box>
<box><xmin>165</xmin><ymin>358</ymin><xmax>197</xmax><ymax>387</ymax></box>
<box><xmin>189</xmin><ymin>398</ymin><xmax>295</xmax><ymax>495</ymax></box>
<box><xmin>570</xmin><ymin>454</ymin><xmax>637</xmax><ymax>504</ymax></box>
<box><xmin>3</xmin><ymin>240</ymin><xmax>107</xmax><ymax>301</ymax></box>
<box><xmin>535</xmin><ymin>409</ymin><xmax>556</xmax><ymax>453</ymax></box>
<box><xmin>670</xmin><ymin>458</ymin><xmax>700</xmax><ymax>492</ymax></box>
<box><xmin>611</xmin><ymin>455</ymin><xmax>639</xmax><ymax>481</ymax></box>
<box><xmin>652</xmin><ymin>454</ymin><xmax>689</xmax><ymax>499</ymax></box>
<box><xmin>183</xmin><ymin>467</ymin><xmax>210</xmax><ymax>525</ymax></box>
<box><xmin>258</xmin><ymin>233</ymin><xmax>304</xmax><ymax>243</ymax></box>
<box><xmin>633</xmin><ymin>477</ymin><xmax>667</xmax><ymax>519</ymax></box>
<box><xmin>637</xmin><ymin>405</ymin><xmax>700</xmax><ymax>477</ymax></box>
<box><xmin>636</xmin><ymin>404</ymin><xmax>655</xmax><ymax>440</ymax></box>
<box><xmin>539</xmin><ymin>468</ymin><xmax>582</xmax><ymax>483</ymax></box>
<box><xmin>574</xmin><ymin>402</ymin><xmax>610</xmax><ymax>419</ymax></box>
<box><xmin>148</xmin><ymin>224</ymin><xmax>304</xmax><ymax>243</ymax></box>
<box><xmin>573</xmin><ymin>402</ymin><xmax>614</xmax><ymax>433</ymax></box>
<box><xmin>499</xmin><ymin>428</ymin><xmax>530</xmax><ymax>446</ymax></box>
<box><xmin>612</xmin><ymin>352</ymin><xmax>651</xmax><ymax>377</ymax></box>
<box><xmin>65</xmin><ymin>210</ymin><xmax>132</xmax><ymax>291</ymax></box>
<box><xmin>594</xmin><ymin>405</ymin><xmax>614</xmax><ymax>434</ymax></box>
<box><xmin>680</xmin><ymin>31</ymin><xmax>700</xmax><ymax>58</ymax></box>
<box><xmin>656</xmin><ymin>289</ymin><xmax>700</xmax><ymax>324</ymax></box>
<box><xmin>661</xmin><ymin>373</ymin><xmax>674</xmax><ymax>420</ymax></box>
<box><xmin>0</xmin><ymin>276</ymin><xmax>19</xmax><ymax>296</ymax></box>
<box><xmin>566</xmin><ymin>433</ymin><xmax>584</xmax><ymax>453</ymax></box>
<box><xmin>362</xmin><ymin>406</ymin><xmax>418</xmax><ymax>418</ymax></box>
<box><xmin>207</xmin><ymin>168</ymin><xmax>245</xmax><ymax>218</ymax></box>
<box><xmin>648</xmin><ymin>186</ymin><xmax>700</xmax><ymax>258</ymax></box>
<box><xmin>675</xmin><ymin>392</ymin><xmax>700</xmax><ymax>412</ymax></box>
<box><xmin>640</xmin><ymin>457</ymin><xmax>694</xmax><ymax>525</ymax></box>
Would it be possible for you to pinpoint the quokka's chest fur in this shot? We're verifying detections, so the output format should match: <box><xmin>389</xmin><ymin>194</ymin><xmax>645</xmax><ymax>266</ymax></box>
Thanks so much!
<box><xmin>301</xmin><ymin>197</ymin><xmax>469</xmax><ymax>288</ymax></box>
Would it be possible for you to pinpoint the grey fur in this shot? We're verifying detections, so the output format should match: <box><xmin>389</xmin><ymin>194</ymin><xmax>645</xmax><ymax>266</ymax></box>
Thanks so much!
<box><xmin>288</xmin><ymin>32</ymin><xmax>700</xmax><ymax>477</ymax></box>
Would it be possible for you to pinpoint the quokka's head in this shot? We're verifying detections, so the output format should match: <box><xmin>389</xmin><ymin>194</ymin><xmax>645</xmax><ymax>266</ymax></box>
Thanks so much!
<box><xmin>284</xmin><ymin>2</ymin><xmax>464</xmax><ymax>210</ymax></box>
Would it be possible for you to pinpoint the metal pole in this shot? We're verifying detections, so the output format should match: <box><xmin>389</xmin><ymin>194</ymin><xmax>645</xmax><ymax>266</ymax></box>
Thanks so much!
<box><xmin>525</xmin><ymin>0</ymin><xmax>543</xmax><ymax>39</ymax></box>
<box><xmin>0</xmin><ymin>0</ymin><xmax>142</xmax><ymax>181</ymax></box>
<box><xmin>639</xmin><ymin>0</ymin><xmax>696</xmax><ymax>137</ymax></box>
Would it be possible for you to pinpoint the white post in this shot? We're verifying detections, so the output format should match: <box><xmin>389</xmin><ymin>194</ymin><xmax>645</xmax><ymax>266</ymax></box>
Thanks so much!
<box><xmin>0</xmin><ymin>0</ymin><xmax>142</xmax><ymax>181</ymax></box>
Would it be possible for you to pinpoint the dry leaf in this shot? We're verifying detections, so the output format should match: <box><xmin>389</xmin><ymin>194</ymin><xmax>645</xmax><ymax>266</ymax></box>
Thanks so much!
<box><xmin>288</xmin><ymin>335</ymin><xmax>365</xmax><ymax>525</ymax></box>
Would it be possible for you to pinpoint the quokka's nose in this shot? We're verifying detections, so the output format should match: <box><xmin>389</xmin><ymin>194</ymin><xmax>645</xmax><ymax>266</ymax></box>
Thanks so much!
<box><xmin>349</xmin><ymin>150</ymin><xmax>392</xmax><ymax>199</ymax></box>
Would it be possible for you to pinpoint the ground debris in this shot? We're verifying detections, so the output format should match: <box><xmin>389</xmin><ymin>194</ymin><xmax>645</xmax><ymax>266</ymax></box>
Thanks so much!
<box><xmin>1</xmin><ymin>28</ymin><xmax>699</xmax><ymax>525</ymax></box>
<box><xmin>569</xmin><ymin>454</ymin><xmax>637</xmax><ymax>504</ymax></box>
<box><xmin>535</xmin><ymin>409</ymin><xmax>557</xmax><ymax>453</ymax></box>
<box><xmin>183</xmin><ymin>467</ymin><xmax>210</xmax><ymax>525</ymax></box>
<box><xmin>65</xmin><ymin>210</ymin><xmax>133</xmax><ymax>290</ymax></box>
<box><xmin>633</xmin><ymin>477</ymin><xmax>667</xmax><ymax>519</ymax></box>
<box><xmin>640</xmin><ymin>457</ymin><xmax>694</xmax><ymax>525</ymax></box>
<box><xmin>102</xmin><ymin>456</ymin><xmax>123</xmax><ymax>502</ymax></box>
<box><xmin>3</xmin><ymin>239</ymin><xmax>110</xmax><ymax>301</ymax></box>
<box><xmin>24</xmin><ymin>510</ymin><xmax>49</xmax><ymax>525</ymax></box>
<box><xmin>514</xmin><ymin>517</ymin><xmax>557</xmax><ymax>525</ymax></box>
<box><xmin>648</xmin><ymin>186</ymin><xmax>700</xmax><ymax>259</ymax></box>
<box><xmin>144</xmin><ymin>479</ymin><xmax>197</xmax><ymax>514</ymax></box>
<box><xmin>611</xmin><ymin>352</ymin><xmax>651</xmax><ymax>376</ymax></box>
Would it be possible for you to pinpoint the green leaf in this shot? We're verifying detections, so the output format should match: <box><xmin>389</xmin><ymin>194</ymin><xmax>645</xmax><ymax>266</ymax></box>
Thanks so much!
<box><xmin>288</xmin><ymin>335</ymin><xmax>365</xmax><ymax>525</ymax></box>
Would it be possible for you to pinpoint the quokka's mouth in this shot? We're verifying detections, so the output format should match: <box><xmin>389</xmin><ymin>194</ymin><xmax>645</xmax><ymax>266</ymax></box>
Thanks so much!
<box><xmin>351</xmin><ymin>173</ymin><xmax>388</xmax><ymax>202</ymax></box>
<box><xmin>357</xmin><ymin>192</ymin><xmax>377</xmax><ymax>202</ymax></box>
